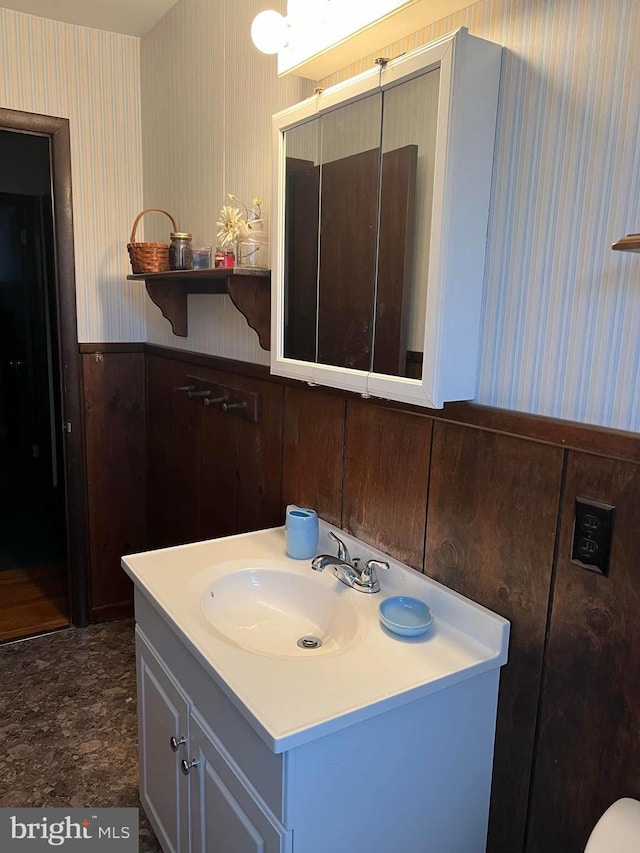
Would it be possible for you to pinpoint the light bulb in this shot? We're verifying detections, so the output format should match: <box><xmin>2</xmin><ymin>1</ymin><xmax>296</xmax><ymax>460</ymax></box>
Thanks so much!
<box><xmin>250</xmin><ymin>10</ymin><xmax>288</xmax><ymax>55</ymax></box>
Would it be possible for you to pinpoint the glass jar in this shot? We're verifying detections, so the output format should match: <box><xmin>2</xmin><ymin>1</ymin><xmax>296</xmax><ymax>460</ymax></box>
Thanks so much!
<box><xmin>169</xmin><ymin>232</ymin><xmax>193</xmax><ymax>270</ymax></box>
<box><xmin>192</xmin><ymin>246</ymin><xmax>212</xmax><ymax>269</ymax></box>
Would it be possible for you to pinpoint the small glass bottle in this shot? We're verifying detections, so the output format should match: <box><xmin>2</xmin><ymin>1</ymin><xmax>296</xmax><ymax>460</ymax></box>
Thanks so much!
<box><xmin>169</xmin><ymin>232</ymin><xmax>193</xmax><ymax>270</ymax></box>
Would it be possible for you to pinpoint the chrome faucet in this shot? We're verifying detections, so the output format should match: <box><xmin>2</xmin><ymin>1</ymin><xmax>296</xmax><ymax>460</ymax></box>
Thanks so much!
<box><xmin>311</xmin><ymin>531</ymin><xmax>389</xmax><ymax>594</ymax></box>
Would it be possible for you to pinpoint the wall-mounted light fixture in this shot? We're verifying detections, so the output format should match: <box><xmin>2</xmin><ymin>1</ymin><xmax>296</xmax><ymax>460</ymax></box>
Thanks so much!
<box><xmin>251</xmin><ymin>1</ymin><xmax>332</xmax><ymax>57</ymax></box>
<box><xmin>250</xmin><ymin>0</ymin><xmax>472</xmax><ymax>79</ymax></box>
<box><xmin>250</xmin><ymin>9</ymin><xmax>289</xmax><ymax>55</ymax></box>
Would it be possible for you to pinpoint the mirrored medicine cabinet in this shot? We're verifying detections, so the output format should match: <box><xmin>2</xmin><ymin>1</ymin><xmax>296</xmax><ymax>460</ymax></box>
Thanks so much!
<box><xmin>270</xmin><ymin>27</ymin><xmax>502</xmax><ymax>408</ymax></box>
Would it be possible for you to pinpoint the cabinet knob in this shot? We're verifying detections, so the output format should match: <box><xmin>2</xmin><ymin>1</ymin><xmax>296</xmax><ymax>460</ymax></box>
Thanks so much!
<box><xmin>169</xmin><ymin>736</ymin><xmax>186</xmax><ymax>752</ymax></box>
<box><xmin>222</xmin><ymin>400</ymin><xmax>247</xmax><ymax>412</ymax></box>
<box><xmin>175</xmin><ymin>385</ymin><xmax>194</xmax><ymax>393</ymax></box>
<box><xmin>187</xmin><ymin>389</ymin><xmax>210</xmax><ymax>399</ymax></box>
<box><xmin>180</xmin><ymin>758</ymin><xmax>199</xmax><ymax>776</ymax></box>
<box><xmin>203</xmin><ymin>396</ymin><xmax>226</xmax><ymax>407</ymax></box>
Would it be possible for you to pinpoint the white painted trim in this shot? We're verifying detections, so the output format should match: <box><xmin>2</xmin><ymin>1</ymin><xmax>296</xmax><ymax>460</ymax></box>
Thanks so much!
<box><xmin>315</xmin><ymin>65</ymin><xmax>380</xmax><ymax>112</ymax></box>
<box><xmin>378</xmin><ymin>28</ymin><xmax>457</xmax><ymax>88</ymax></box>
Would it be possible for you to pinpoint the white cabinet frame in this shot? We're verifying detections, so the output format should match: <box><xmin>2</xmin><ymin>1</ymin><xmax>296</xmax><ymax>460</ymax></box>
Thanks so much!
<box><xmin>271</xmin><ymin>27</ymin><xmax>502</xmax><ymax>408</ymax></box>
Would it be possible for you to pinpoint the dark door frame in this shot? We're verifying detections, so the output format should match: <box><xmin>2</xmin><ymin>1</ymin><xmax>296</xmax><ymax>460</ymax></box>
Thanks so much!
<box><xmin>0</xmin><ymin>107</ymin><xmax>89</xmax><ymax>625</ymax></box>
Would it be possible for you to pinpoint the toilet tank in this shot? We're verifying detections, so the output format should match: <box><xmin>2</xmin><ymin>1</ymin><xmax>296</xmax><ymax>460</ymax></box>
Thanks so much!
<box><xmin>585</xmin><ymin>799</ymin><xmax>640</xmax><ymax>852</ymax></box>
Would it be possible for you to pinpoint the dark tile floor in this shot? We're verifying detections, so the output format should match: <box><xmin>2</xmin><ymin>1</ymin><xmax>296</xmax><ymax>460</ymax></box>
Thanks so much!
<box><xmin>0</xmin><ymin>619</ymin><xmax>162</xmax><ymax>852</ymax></box>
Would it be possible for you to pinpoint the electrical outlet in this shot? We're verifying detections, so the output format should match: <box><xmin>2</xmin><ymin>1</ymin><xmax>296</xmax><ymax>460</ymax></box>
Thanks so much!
<box><xmin>571</xmin><ymin>498</ymin><xmax>615</xmax><ymax>576</ymax></box>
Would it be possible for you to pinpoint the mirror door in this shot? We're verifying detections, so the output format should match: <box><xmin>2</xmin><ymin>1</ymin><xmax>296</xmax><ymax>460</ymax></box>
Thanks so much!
<box><xmin>284</xmin><ymin>93</ymin><xmax>383</xmax><ymax>372</ymax></box>
<box><xmin>282</xmin><ymin>71</ymin><xmax>439</xmax><ymax>380</ymax></box>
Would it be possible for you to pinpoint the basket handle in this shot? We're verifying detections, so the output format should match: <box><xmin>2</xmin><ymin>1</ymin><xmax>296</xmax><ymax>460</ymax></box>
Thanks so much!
<box><xmin>129</xmin><ymin>209</ymin><xmax>178</xmax><ymax>242</ymax></box>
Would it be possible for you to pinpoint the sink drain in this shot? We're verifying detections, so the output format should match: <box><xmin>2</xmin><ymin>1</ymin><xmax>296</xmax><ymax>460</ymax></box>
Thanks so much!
<box><xmin>297</xmin><ymin>635</ymin><xmax>322</xmax><ymax>650</ymax></box>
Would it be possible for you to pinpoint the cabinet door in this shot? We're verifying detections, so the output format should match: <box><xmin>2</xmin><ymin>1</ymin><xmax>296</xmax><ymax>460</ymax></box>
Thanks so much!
<box><xmin>136</xmin><ymin>631</ymin><xmax>190</xmax><ymax>853</ymax></box>
<box><xmin>189</xmin><ymin>710</ymin><xmax>291</xmax><ymax>853</ymax></box>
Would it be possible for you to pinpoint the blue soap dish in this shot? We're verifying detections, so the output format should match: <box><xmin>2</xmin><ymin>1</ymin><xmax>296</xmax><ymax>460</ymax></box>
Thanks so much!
<box><xmin>379</xmin><ymin>596</ymin><xmax>434</xmax><ymax>637</ymax></box>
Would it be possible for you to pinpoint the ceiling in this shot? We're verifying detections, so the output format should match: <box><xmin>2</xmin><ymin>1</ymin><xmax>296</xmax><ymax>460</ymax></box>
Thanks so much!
<box><xmin>0</xmin><ymin>0</ymin><xmax>180</xmax><ymax>37</ymax></box>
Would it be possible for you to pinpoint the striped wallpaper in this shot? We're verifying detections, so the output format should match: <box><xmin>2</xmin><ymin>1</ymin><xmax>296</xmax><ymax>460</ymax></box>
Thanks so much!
<box><xmin>0</xmin><ymin>8</ymin><xmax>145</xmax><ymax>342</ymax></box>
<box><xmin>141</xmin><ymin>0</ymin><xmax>640</xmax><ymax>430</ymax></box>
<box><xmin>141</xmin><ymin>0</ymin><xmax>311</xmax><ymax>365</ymax></box>
<box><xmin>319</xmin><ymin>0</ymin><xmax>640</xmax><ymax>431</ymax></box>
<box><xmin>6</xmin><ymin>0</ymin><xmax>636</xmax><ymax>428</ymax></box>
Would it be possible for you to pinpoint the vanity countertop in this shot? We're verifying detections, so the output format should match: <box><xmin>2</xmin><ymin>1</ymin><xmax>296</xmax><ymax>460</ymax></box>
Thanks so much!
<box><xmin>122</xmin><ymin>524</ymin><xmax>509</xmax><ymax>753</ymax></box>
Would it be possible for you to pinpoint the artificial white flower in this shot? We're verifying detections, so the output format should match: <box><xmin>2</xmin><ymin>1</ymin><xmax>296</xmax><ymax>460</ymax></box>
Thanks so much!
<box><xmin>217</xmin><ymin>193</ymin><xmax>264</xmax><ymax>245</ymax></box>
<box><xmin>216</xmin><ymin>205</ymin><xmax>244</xmax><ymax>247</ymax></box>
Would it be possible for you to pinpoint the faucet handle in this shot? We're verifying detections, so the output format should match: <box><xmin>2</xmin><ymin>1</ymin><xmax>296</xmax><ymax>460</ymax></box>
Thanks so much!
<box><xmin>328</xmin><ymin>531</ymin><xmax>351</xmax><ymax>564</ymax></box>
<box><xmin>361</xmin><ymin>559</ymin><xmax>390</xmax><ymax>584</ymax></box>
<box><xmin>365</xmin><ymin>559</ymin><xmax>389</xmax><ymax>572</ymax></box>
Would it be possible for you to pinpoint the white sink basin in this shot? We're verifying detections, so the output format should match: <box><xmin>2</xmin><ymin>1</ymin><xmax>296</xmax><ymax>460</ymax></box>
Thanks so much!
<box><xmin>200</xmin><ymin>567</ymin><xmax>360</xmax><ymax>658</ymax></box>
<box><xmin>122</xmin><ymin>525</ymin><xmax>509</xmax><ymax>751</ymax></box>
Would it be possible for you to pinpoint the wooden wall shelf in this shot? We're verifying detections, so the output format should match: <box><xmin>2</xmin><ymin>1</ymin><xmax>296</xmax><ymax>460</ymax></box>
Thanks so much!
<box><xmin>612</xmin><ymin>233</ymin><xmax>640</xmax><ymax>253</ymax></box>
<box><xmin>127</xmin><ymin>268</ymin><xmax>271</xmax><ymax>349</ymax></box>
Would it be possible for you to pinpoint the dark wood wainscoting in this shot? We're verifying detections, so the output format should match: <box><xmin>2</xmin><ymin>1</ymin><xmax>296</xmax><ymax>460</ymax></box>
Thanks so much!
<box><xmin>343</xmin><ymin>400</ymin><xmax>432</xmax><ymax>569</ymax></box>
<box><xmin>146</xmin><ymin>352</ymin><xmax>284</xmax><ymax>550</ymax></box>
<box><xmin>426</xmin><ymin>423</ymin><xmax>564</xmax><ymax>853</ymax></box>
<box><xmin>526</xmin><ymin>451</ymin><xmax>640</xmax><ymax>852</ymax></box>
<box><xmin>146</xmin><ymin>354</ymin><xmax>201</xmax><ymax>548</ymax></box>
<box><xmin>80</xmin><ymin>343</ymin><xmax>640</xmax><ymax>853</ymax></box>
<box><xmin>81</xmin><ymin>347</ymin><xmax>147</xmax><ymax>622</ymax></box>
<box><xmin>282</xmin><ymin>385</ymin><xmax>345</xmax><ymax>526</ymax></box>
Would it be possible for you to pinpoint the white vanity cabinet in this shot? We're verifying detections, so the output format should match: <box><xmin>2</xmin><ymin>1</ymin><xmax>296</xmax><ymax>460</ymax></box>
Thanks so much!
<box><xmin>133</xmin><ymin>583</ymin><xmax>505</xmax><ymax>853</ymax></box>
<box><xmin>124</xmin><ymin>526</ymin><xmax>509</xmax><ymax>852</ymax></box>
<box><xmin>136</xmin><ymin>621</ymin><xmax>291</xmax><ymax>853</ymax></box>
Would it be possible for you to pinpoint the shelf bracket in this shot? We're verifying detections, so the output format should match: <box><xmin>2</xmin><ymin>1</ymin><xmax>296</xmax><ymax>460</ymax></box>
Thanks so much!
<box><xmin>227</xmin><ymin>275</ymin><xmax>271</xmax><ymax>350</ymax></box>
<box><xmin>145</xmin><ymin>281</ymin><xmax>188</xmax><ymax>336</ymax></box>
<box><xmin>131</xmin><ymin>269</ymin><xmax>271</xmax><ymax>346</ymax></box>
<box><xmin>612</xmin><ymin>234</ymin><xmax>640</xmax><ymax>253</ymax></box>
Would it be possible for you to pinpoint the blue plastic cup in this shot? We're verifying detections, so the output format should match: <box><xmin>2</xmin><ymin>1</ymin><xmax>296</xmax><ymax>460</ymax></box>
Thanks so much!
<box><xmin>285</xmin><ymin>506</ymin><xmax>319</xmax><ymax>559</ymax></box>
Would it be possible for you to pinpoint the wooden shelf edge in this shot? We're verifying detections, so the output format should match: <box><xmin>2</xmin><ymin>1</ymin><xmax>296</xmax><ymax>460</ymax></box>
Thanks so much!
<box><xmin>126</xmin><ymin>267</ymin><xmax>269</xmax><ymax>282</ymax></box>
<box><xmin>612</xmin><ymin>234</ymin><xmax>640</xmax><ymax>253</ymax></box>
<box><xmin>130</xmin><ymin>269</ymin><xmax>271</xmax><ymax>346</ymax></box>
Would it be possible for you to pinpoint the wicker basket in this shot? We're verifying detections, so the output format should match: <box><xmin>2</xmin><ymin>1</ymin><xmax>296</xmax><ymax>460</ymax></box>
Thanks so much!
<box><xmin>127</xmin><ymin>208</ymin><xmax>178</xmax><ymax>273</ymax></box>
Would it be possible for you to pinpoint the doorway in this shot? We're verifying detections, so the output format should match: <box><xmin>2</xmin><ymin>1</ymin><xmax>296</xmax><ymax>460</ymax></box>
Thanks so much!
<box><xmin>0</xmin><ymin>110</ymin><xmax>89</xmax><ymax>641</ymax></box>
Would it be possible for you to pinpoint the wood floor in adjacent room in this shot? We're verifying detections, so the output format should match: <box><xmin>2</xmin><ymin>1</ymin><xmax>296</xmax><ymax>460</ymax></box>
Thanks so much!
<box><xmin>0</xmin><ymin>561</ymin><xmax>69</xmax><ymax>642</ymax></box>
